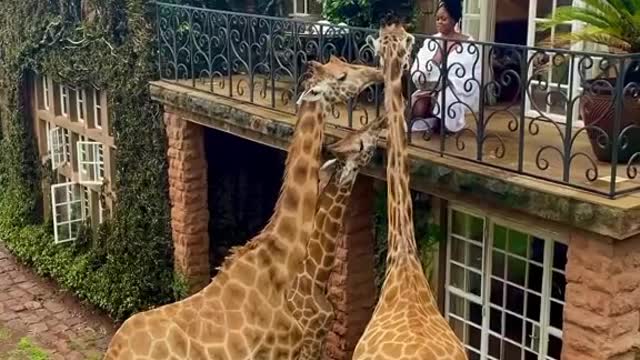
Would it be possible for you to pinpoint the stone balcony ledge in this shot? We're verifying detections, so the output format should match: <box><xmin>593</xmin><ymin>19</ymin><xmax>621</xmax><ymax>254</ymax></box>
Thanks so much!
<box><xmin>150</xmin><ymin>80</ymin><xmax>640</xmax><ymax>241</ymax></box>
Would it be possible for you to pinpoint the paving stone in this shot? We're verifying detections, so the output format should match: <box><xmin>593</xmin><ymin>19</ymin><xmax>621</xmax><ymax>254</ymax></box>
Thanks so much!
<box><xmin>0</xmin><ymin>244</ymin><xmax>115</xmax><ymax>357</ymax></box>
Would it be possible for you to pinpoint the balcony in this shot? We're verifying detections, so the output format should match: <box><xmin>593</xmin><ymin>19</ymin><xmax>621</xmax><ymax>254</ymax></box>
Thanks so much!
<box><xmin>154</xmin><ymin>2</ymin><xmax>640</xmax><ymax>199</ymax></box>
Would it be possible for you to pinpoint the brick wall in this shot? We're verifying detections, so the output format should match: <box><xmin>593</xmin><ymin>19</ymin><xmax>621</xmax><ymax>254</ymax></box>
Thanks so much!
<box><xmin>563</xmin><ymin>231</ymin><xmax>640</xmax><ymax>360</ymax></box>
<box><xmin>164</xmin><ymin>111</ymin><xmax>210</xmax><ymax>293</ymax></box>
<box><xmin>325</xmin><ymin>176</ymin><xmax>377</xmax><ymax>360</ymax></box>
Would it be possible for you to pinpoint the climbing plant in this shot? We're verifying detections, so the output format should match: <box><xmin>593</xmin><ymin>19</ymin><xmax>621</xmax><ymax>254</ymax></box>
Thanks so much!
<box><xmin>0</xmin><ymin>0</ymin><xmax>186</xmax><ymax>320</ymax></box>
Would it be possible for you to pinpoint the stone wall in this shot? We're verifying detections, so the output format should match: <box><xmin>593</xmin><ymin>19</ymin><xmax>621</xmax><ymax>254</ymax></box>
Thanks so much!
<box><xmin>325</xmin><ymin>176</ymin><xmax>377</xmax><ymax>360</ymax></box>
<box><xmin>164</xmin><ymin>111</ymin><xmax>210</xmax><ymax>293</ymax></box>
<box><xmin>563</xmin><ymin>232</ymin><xmax>640</xmax><ymax>360</ymax></box>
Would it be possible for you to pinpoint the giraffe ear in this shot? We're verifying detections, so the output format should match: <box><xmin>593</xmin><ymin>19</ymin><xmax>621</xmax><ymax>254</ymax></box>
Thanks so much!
<box><xmin>405</xmin><ymin>34</ymin><xmax>416</xmax><ymax>51</ymax></box>
<box><xmin>318</xmin><ymin>159</ymin><xmax>338</xmax><ymax>190</ymax></box>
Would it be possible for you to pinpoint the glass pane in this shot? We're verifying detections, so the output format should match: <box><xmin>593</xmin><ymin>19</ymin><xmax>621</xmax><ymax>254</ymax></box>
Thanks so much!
<box><xmin>466</xmin><ymin>0</ymin><xmax>480</xmax><ymax>14</ymax></box>
<box><xmin>550</xmin><ymin>300</ymin><xmax>564</xmax><ymax>329</ymax></box>
<box><xmin>308</xmin><ymin>0</ymin><xmax>321</xmax><ymax>15</ymax></box>
<box><xmin>547</xmin><ymin>333</ymin><xmax>563</xmax><ymax>360</ymax></box>
<box><xmin>468</xmin><ymin>243</ymin><xmax>483</xmax><ymax>270</ymax></box>
<box><xmin>451</xmin><ymin>237</ymin><xmax>465</xmax><ymax>263</ymax></box>
<box><xmin>506</xmin><ymin>284</ymin><xmax>524</xmax><ymax>315</ymax></box>
<box><xmin>551</xmin><ymin>270</ymin><xmax>566</xmax><ymax>302</ymax></box>
<box><xmin>553</xmin><ymin>241</ymin><xmax>568</xmax><ymax>271</ymax></box>
<box><xmin>508</xmin><ymin>229</ymin><xmax>528</xmax><ymax>257</ymax></box>
<box><xmin>525</xmin><ymin>322</ymin><xmax>541</xmax><ymax>351</ymax></box>
<box><xmin>490</xmin><ymin>279</ymin><xmax>504</xmax><ymax>307</ymax></box>
<box><xmin>295</xmin><ymin>0</ymin><xmax>304</xmax><ymax>13</ymax></box>
<box><xmin>58</xmin><ymin>224</ymin><xmax>69</xmax><ymax>241</ymax></box>
<box><xmin>469</xmin><ymin>215</ymin><xmax>484</xmax><ymax>242</ymax></box>
<box><xmin>488</xmin><ymin>334</ymin><xmax>502</xmax><ymax>359</ymax></box>
<box><xmin>55</xmin><ymin>204</ymin><xmax>67</xmax><ymax>222</ymax></box>
<box><xmin>490</xmin><ymin>307</ymin><xmax>503</xmax><ymax>334</ymax></box>
<box><xmin>450</xmin><ymin>264</ymin><xmax>465</xmax><ymax>290</ymax></box>
<box><xmin>468</xmin><ymin>323</ymin><xmax>482</xmax><ymax>351</ymax></box>
<box><xmin>449</xmin><ymin>293</ymin><xmax>466</xmax><ymax>318</ymax></box>
<box><xmin>468</xmin><ymin>270</ymin><xmax>482</xmax><ymax>297</ymax></box>
<box><xmin>55</xmin><ymin>186</ymin><xmax>68</xmax><ymax>203</ymax></box>
<box><xmin>504</xmin><ymin>341</ymin><xmax>522</xmax><ymax>360</ymax></box>
<box><xmin>507</xmin><ymin>256</ymin><xmax>526</xmax><ymax>286</ymax></box>
<box><xmin>530</xmin><ymin>237</ymin><xmax>545</xmax><ymax>263</ymax></box>
<box><xmin>528</xmin><ymin>263</ymin><xmax>543</xmax><ymax>293</ymax></box>
<box><xmin>452</xmin><ymin>210</ymin><xmax>466</xmax><ymax>237</ymax></box>
<box><xmin>493</xmin><ymin>225</ymin><xmax>507</xmax><ymax>250</ymax></box>
<box><xmin>526</xmin><ymin>292</ymin><xmax>541</xmax><ymax>322</ymax></box>
<box><xmin>536</xmin><ymin>0</ymin><xmax>553</xmax><ymax>18</ymax></box>
<box><xmin>449</xmin><ymin>317</ymin><xmax>465</xmax><ymax>341</ymax></box>
<box><xmin>492</xmin><ymin>250</ymin><xmax>505</xmax><ymax>277</ymax></box>
<box><xmin>505</xmin><ymin>312</ymin><xmax>524</xmax><ymax>343</ymax></box>
<box><xmin>468</xmin><ymin>349</ymin><xmax>481</xmax><ymax>360</ymax></box>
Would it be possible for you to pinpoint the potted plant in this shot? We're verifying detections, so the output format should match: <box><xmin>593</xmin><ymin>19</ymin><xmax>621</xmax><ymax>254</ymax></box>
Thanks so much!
<box><xmin>539</xmin><ymin>0</ymin><xmax>640</xmax><ymax>163</ymax></box>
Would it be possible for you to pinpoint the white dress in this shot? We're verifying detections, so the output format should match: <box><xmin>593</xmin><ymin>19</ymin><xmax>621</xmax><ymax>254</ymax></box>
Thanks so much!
<box><xmin>409</xmin><ymin>33</ymin><xmax>482</xmax><ymax>133</ymax></box>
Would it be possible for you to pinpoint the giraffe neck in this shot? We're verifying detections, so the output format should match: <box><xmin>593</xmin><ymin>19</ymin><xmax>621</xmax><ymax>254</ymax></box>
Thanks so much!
<box><xmin>384</xmin><ymin>58</ymin><xmax>417</xmax><ymax>260</ymax></box>
<box><xmin>299</xmin><ymin>175</ymin><xmax>353</xmax><ymax>296</ymax></box>
<box><xmin>264</xmin><ymin>99</ymin><xmax>327</xmax><ymax>275</ymax></box>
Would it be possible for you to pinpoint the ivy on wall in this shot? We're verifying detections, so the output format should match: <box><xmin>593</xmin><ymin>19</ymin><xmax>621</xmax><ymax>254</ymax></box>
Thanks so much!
<box><xmin>0</xmin><ymin>0</ymin><xmax>186</xmax><ymax>320</ymax></box>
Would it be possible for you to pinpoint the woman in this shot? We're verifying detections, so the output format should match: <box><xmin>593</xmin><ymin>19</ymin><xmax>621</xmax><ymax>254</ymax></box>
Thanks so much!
<box><xmin>409</xmin><ymin>0</ymin><xmax>481</xmax><ymax>135</ymax></box>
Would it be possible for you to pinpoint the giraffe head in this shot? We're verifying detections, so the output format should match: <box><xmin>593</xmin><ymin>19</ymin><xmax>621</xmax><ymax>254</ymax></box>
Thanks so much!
<box><xmin>320</xmin><ymin>116</ymin><xmax>387</xmax><ymax>186</ymax></box>
<box><xmin>298</xmin><ymin>56</ymin><xmax>383</xmax><ymax>104</ymax></box>
<box><xmin>366</xmin><ymin>23</ymin><xmax>415</xmax><ymax>71</ymax></box>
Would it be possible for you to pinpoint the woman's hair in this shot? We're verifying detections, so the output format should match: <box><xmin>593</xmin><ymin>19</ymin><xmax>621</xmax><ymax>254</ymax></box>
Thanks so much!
<box><xmin>439</xmin><ymin>0</ymin><xmax>463</xmax><ymax>24</ymax></box>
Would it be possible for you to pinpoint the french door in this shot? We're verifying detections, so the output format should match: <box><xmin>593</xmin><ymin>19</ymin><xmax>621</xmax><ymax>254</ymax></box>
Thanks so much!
<box><xmin>444</xmin><ymin>206</ymin><xmax>567</xmax><ymax>360</ymax></box>
<box><xmin>525</xmin><ymin>0</ymin><xmax>587</xmax><ymax>125</ymax></box>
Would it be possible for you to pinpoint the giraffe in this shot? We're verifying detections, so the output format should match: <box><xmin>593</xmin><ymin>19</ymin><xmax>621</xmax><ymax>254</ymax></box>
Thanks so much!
<box><xmin>286</xmin><ymin>115</ymin><xmax>387</xmax><ymax>359</ymax></box>
<box><xmin>352</xmin><ymin>23</ymin><xmax>468</xmax><ymax>360</ymax></box>
<box><xmin>103</xmin><ymin>55</ymin><xmax>383</xmax><ymax>360</ymax></box>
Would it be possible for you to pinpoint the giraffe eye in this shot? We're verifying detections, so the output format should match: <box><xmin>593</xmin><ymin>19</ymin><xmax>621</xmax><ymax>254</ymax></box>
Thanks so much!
<box><xmin>359</xmin><ymin>140</ymin><xmax>364</xmax><ymax>152</ymax></box>
<box><xmin>336</xmin><ymin>73</ymin><xmax>347</xmax><ymax>81</ymax></box>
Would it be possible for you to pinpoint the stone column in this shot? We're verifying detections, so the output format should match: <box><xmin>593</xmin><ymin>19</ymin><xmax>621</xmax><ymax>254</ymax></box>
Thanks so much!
<box><xmin>325</xmin><ymin>176</ymin><xmax>377</xmax><ymax>360</ymax></box>
<box><xmin>562</xmin><ymin>231</ymin><xmax>640</xmax><ymax>360</ymax></box>
<box><xmin>164</xmin><ymin>111</ymin><xmax>210</xmax><ymax>293</ymax></box>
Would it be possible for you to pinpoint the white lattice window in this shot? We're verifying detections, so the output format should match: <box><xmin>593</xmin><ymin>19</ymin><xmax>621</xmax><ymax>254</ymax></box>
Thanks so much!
<box><xmin>48</xmin><ymin>126</ymin><xmax>69</xmax><ymax>169</ymax></box>
<box><xmin>60</xmin><ymin>85</ymin><xmax>69</xmax><ymax>117</ymax></box>
<box><xmin>42</xmin><ymin>75</ymin><xmax>50</xmax><ymax>110</ymax></box>
<box><xmin>94</xmin><ymin>89</ymin><xmax>102</xmax><ymax>129</ymax></box>
<box><xmin>82</xmin><ymin>186</ymin><xmax>91</xmax><ymax>219</ymax></box>
<box><xmin>76</xmin><ymin>89</ymin><xmax>86</xmax><ymax>122</ymax></box>
<box><xmin>77</xmin><ymin>141</ymin><xmax>104</xmax><ymax>185</ymax></box>
<box><xmin>51</xmin><ymin>182</ymin><xmax>84</xmax><ymax>244</ymax></box>
<box><xmin>445</xmin><ymin>207</ymin><xmax>567</xmax><ymax>360</ymax></box>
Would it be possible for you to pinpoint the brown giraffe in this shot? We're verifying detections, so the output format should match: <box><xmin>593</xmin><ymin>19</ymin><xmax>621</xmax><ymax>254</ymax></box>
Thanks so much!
<box><xmin>352</xmin><ymin>23</ymin><xmax>468</xmax><ymax>360</ymax></box>
<box><xmin>103</xmin><ymin>56</ymin><xmax>383</xmax><ymax>360</ymax></box>
<box><xmin>286</xmin><ymin>116</ymin><xmax>387</xmax><ymax>359</ymax></box>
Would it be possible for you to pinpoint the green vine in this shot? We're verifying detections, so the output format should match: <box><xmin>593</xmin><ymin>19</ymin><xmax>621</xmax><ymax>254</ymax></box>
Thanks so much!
<box><xmin>0</xmin><ymin>0</ymin><xmax>185</xmax><ymax>320</ymax></box>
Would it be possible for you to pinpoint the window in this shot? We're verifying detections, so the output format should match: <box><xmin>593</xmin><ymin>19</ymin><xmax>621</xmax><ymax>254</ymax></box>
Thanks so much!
<box><xmin>77</xmin><ymin>141</ymin><xmax>104</xmax><ymax>185</ymax></box>
<box><xmin>291</xmin><ymin>0</ymin><xmax>322</xmax><ymax>15</ymax></box>
<box><xmin>60</xmin><ymin>85</ymin><xmax>69</xmax><ymax>117</ymax></box>
<box><xmin>42</xmin><ymin>75</ymin><xmax>50</xmax><ymax>110</ymax></box>
<box><xmin>445</xmin><ymin>208</ymin><xmax>567</xmax><ymax>360</ymax></box>
<box><xmin>51</xmin><ymin>182</ymin><xmax>83</xmax><ymax>243</ymax></box>
<box><xmin>82</xmin><ymin>186</ymin><xmax>91</xmax><ymax>219</ymax></box>
<box><xmin>94</xmin><ymin>89</ymin><xmax>102</xmax><ymax>129</ymax></box>
<box><xmin>49</xmin><ymin>126</ymin><xmax>69</xmax><ymax>169</ymax></box>
<box><xmin>76</xmin><ymin>89</ymin><xmax>86</xmax><ymax>122</ymax></box>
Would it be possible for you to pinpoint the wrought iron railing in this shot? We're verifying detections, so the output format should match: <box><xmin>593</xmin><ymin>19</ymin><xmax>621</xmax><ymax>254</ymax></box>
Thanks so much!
<box><xmin>155</xmin><ymin>1</ymin><xmax>640</xmax><ymax>198</ymax></box>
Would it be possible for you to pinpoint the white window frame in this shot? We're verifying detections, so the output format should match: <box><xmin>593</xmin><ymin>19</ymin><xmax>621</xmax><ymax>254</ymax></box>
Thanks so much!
<box><xmin>77</xmin><ymin>141</ymin><xmax>104</xmax><ymax>185</ymax></box>
<box><xmin>525</xmin><ymin>0</ymin><xmax>585</xmax><ymax>126</ymax></box>
<box><xmin>444</xmin><ymin>205</ymin><xmax>566</xmax><ymax>360</ymax></box>
<box><xmin>94</xmin><ymin>88</ymin><xmax>102</xmax><ymax>129</ymax></box>
<box><xmin>51</xmin><ymin>182</ymin><xmax>84</xmax><ymax>244</ymax></box>
<box><xmin>48</xmin><ymin>126</ymin><xmax>68</xmax><ymax>169</ymax></box>
<box><xmin>42</xmin><ymin>75</ymin><xmax>50</xmax><ymax>110</ymax></box>
<box><xmin>76</xmin><ymin>88</ymin><xmax>86</xmax><ymax>123</ymax></box>
<box><xmin>60</xmin><ymin>85</ymin><xmax>69</xmax><ymax>117</ymax></box>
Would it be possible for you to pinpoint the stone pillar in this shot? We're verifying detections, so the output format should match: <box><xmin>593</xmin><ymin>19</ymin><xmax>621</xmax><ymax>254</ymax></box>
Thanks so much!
<box><xmin>325</xmin><ymin>176</ymin><xmax>377</xmax><ymax>360</ymax></box>
<box><xmin>562</xmin><ymin>231</ymin><xmax>640</xmax><ymax>360</ymax></box>
<box><xmin>164</xmin><ymin>111</ymin><xmax>210</xmax><ymax>293</ymax></box>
